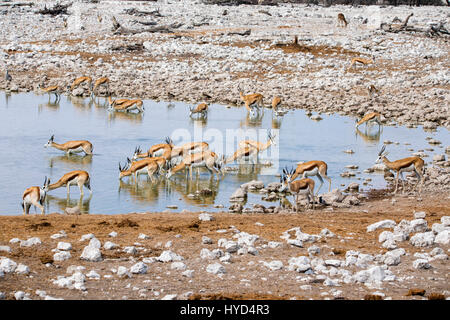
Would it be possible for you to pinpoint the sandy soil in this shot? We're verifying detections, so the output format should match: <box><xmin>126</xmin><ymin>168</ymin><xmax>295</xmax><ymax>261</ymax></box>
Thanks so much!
<box><xmin>0</xmin><ymin>189</ymin><xmax>449</xmax><ymax>300</ymax></box>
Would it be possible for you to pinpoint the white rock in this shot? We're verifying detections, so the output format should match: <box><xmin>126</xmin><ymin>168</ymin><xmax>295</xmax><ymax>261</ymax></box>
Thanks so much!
<box><xmin>86</xmin><ymin>270</ymin><xmax>100</xmax><ymax>279</ymax></box>
<box><xmin>325</xmin><ymin>260</ymin><xmax>342</xmax><ymax>267</ymax></box>
<box><xmin>410</xmin><ymin>219</ymin><xmax>428</xmax><ymax>233</ymax></box>
<box><xmin>412</xmin><ymin>259</ymin><xmax>431</xmax><ymax>269</ymax></box>
<box><xmin>138</xmin><ymin>233</ymin><xmax>150</xmax><ymax>240</ymax></box>
<box><xmin>123</xmin><ymin>246</ymin><xmax>137</xmax><ymax>255</ymax></box>
<box><xmin>308</xmin><ymin>245</ymin><xmax>321</xmax><ymax>255</ymax></box>
<box><xmin>268</xmin><ymin>241</ymin><xmax>282</xmax><ymax>248</ymax></box>
<box><xmin>234</xmin><ymin>232</ymin><xmax>259</xmax><ymax>247</ymax></box>
<box><xmin>9</xmin><ymin>238</ymin><xmax>21</xmax><ymax>244</ymax></box>
<box><xmin>414</xmin><ymin>211</ymin><xmax>426</xmax><ymax>219</ymax></box>
<box><xmin>0</xmin><ymin>246</ymin><xmax>11</xmax><ymax>253</ymax></box>
<box><xmin>157</xmin><ymin>250</ymin><xmax>184</xmax><ymax>262</ymax></box>
<box><xmin>104</xmin><ymin>241</ymin><xmax>118</xmax><ymax>250</ymax></box>
<box><xmin>130</xmin><ymin>262</ymin><xmax>148</xmax><ymax>274</ymax></box>
<box><xmin>199</xmin><ymin>213</ymin><xmax>215</xmax><ymax>221</ymax></box>
<box><xmin>224</xmin><ymin>241</ymin><xmax>239</xmax><ymax>253</ymax></box>
<box><xmin>367</xmin><ymin>220</ymin><xmax>396</xmax><ymax>232</ymax></box>
<box><xmin>171</xmin><ymin>262</ymin><xmax>187</xmax><ymax>270</ymax></box>
<box><xmin>288</xmin><ymin>256</ymin><xmax>311</xmax><ymax>272</ymax></box>
<box><xmin>88</xmin><ymin>238</ymin><xmax>101</xmax><ymax>249</ymax></box>
<box><xmin>434</xmin><ymin>230</ymin><xmax>450</xmax><ymax>245</ymax></box>
<box><xmin>20</xmin><ymin>237</ymin><xmax>41</xmax><ymax>247</ymax></box>
<box><xmin>202</xmin><ymin>236</ymin><xmax>213</xmax><ymax>244</ymax></box>
<box><xmin>182</xmin><ymin>270</ymin><xmax>194</xmax><ymax>278</ymax></box>
<box><xmin>0</xmin><ymin>257</ymin><xmax>17</xmax><ymax>273</ymax></box>
<box><xmin>57</xmin><ymin>242</ymin><xmax>72</xmax><ymax>251</ymax></box>
<box><xmin>441</xmin><ymin>216</ymin><xmax>450</xmax><ymax>226</ymax></box>
<box><xmin>80</xmin><ymin>233</ymin><xmax>95</xmax><ymax>241</ymax></box>
<box><xmin>117</xmin><ymin>266</ymin><xmax>131</xmax><ymax>278</ymax></box>
<box><xmin>206</xmin><ymin>263</ymin><xmax>226</xmax><ymax>274</ymax></box>
<box><xmin>15</xmin><ymin>263</ymin><xmax>30</xmax><ymax>275</ymax></box>
<box><xmin>161</xmin><ymin>294</ymin><xmax>177</xmax><ymax>300</ymax></box>
<box><xmin>382</xmin><ymin>239</ymin><xmax>398</xmax><ymax>250</ymax></box>
<box><xmin>354</xmin><ymin>266</ymin><xmax>385</xmax><ymax>283</ymax></box>
<box><xmin>263</xmin><ymin>260</ymin><xmax>283</xmax><ymax>271</ymax></box>
<box><xmin>410</xmin><ymin>232</ymin><xmax>435</xmax><ymax>247</ymax></box>
<box><xmin>80</xmin><ymin>246</ymin><xmax>102</xmax><ymax>262</ymax></box>
<box><xmin>53</xmin><ymin>272</ymin><xmax>86</xmax><ymax>290</ymax></box>
<box><xmin>66</xmin><ymin>265</ymin><xmax>86</xmax><ymax>274</ymax></box>
<box><xmin>54</xmin><ymin>251</ymin><xmax>72</xmax><ymax>262</ymax></box>
<box><xmin>378</xmin><ymin>231</ymin><xmax>394</xmax><ymax>243</ymax></box>
<box><xmin>109</xmin><ymin>231</ymin><xmax>118</xmax><ymax>237</ymax></box>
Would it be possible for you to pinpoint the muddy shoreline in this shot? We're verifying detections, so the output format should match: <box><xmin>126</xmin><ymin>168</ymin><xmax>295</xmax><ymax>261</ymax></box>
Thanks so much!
<box><xmin>0</xmin><ymin>1</ymin><xmax>449</xmax><ymax>129</ymax></box>
<box><xmin>0</xmin><ymin>190</ymin><xmax>449</xmax><ymax>300</ymax></box>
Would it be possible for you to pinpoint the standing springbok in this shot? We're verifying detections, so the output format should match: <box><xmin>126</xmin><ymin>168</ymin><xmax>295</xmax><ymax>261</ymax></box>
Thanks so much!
<box><xmin>189</xmin><ymin>103</ymin><xmax>209</xmax><ymax>118</ymax></box>
<box><xmin>279</xmin><ymin>168</ymin><xmax>316</xmax><ymax>211</ymax></box>
<box><xmin>348</xmin><ymin>56</ymin><xmax>375</xmax><ymax>70</ymax></box>
<box><xmin>239</xmin><ymin>91</ymin><xmax>264</xmax><ymax>116</ymax></box>
<box><xmin>107</xmin><ymin>97</ymin><xmax>144</xmax><ymax>113</ymax></box>
<box><xmin>119</xmin><ymin>157</ymin><xmax>165</xmax><ymax>182</ymax></box>
<box><xmin>39</xmin><ymin>85</ymin><xmax>62</xmax><ymax>102</ymax></box>
<box><xmin>355</xmin><ymin>112</ymin><xmax>382</xmax><ymax>129</ymax></box>
<box><xmin>132</xmin><ymin>138</ymin><xmax>173</xmax><ymax>162</ymax></box>
<box><xmin>166</xmin><ymin>150</ymin><xmax>221</xmax><ymax>179</ymax></box>
<box><xmin>288</xmin><ymin>160</ymin><xmax>331</xmax><ymax>195</ymax></box>
<box><xmin>224</xmin><ymin>146</ymin><xmax>259</xmax><ymax>166</ymax></box>
<box><xmin>337</xmin><ymin>13</ymin><xmax>348</xmax><ymax>27</ymax></box>
<box><xmin>69</xmin><ymin>76</ymin><xmax>92</xmax><ymax>92</ymax></box>
<box><xmin>375</xmin><ymin>145</ymin><xmax>425</xmax><ymax>194</ymax></box>
<box><xmin>238</xmin><ymin>129</ymin><xmax>276</xmax><ymax>153</ymax></box>
<box><xmin>91</xmin><ymin>77</ymin><xmax>110</xmax><ymax>97</ymax></box>
<box><xmin>44</xmin><ymin>135</ymin><xmax>93</xmax><ymax>155</ymax></box>
<box><xmin>21</xmin><ymin>177</ymin><xmax>50</xmax><ymax>215</ymax></box>
<box><xmin>48</xmin><ymin>170</ymin><xmax>92</xmax><ymax>197</ymax></box>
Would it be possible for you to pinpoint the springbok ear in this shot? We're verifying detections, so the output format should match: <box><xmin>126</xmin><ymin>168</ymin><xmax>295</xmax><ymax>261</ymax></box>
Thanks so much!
<box><xmin>50</xmin><ymin>134</ymin><xmax>54</xmax><ymax>141</ymax></box>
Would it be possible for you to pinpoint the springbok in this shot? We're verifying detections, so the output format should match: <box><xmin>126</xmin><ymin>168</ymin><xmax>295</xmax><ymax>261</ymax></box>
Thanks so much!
<box><xmin>348</xmin><ymin>56</ymin><xmax>375</xmax><ymax>70</ymax></box>
<box><xmin>239</xmin><ymin>91</ymin><xmax>264</xmax><ymax>116</ymax></box>
<box><xmin>47</xmin><ymin>170</ymin><xmax>92</xmax><ymax>197</ymax></box>
<box><xmin>69</xmin><ymin>76</ymin><xmax>92</xmax><ymax>92</ymax></box>
<box><xmin>22</xmin><ymin>177</ymin><xmax>50</xmax><ymax>215</ymax></box>
<box><xmin>119</xmin><ymin>157</ymin><xmax>165</xmax><ymax>182</ymax></box>
<box><xmin>108</xmin><ymin>97</ymin><xmax>144</xmax><ymax>113</ymax></box>
<box><xmin>189</xmin><ymin>103</ymin><xmax>208</xmax><ymax>118</ymax></box>
<box><xmin>224</xmin><ymin>146</ymin><xmax>259</xmax><ymax>166</ymax></box>
<box><xmin>375</xmin><ymin>145</ymin><xmax>425</xmax><ymax>194</ymax></box>
<box><xmin>337</xmin><ymin>13</ymin><xmax>348</xmax><ymax>27</ymax></box>
<box><xmin>166</xmin><ymin>150</ymin><xmax>221</xmax><ymax>179</ymax></box>
<box><xmin>238</xmin><ymin>129</ymin><xmax>276</xmax><ymax>152</ymax></box>
<box><xmin>44</xmin><ymin>135</ymin><xmax>93</xmax><ymax>155</ymax></box>
<box><xmin>355</xmin><ymin>112</ymin><xmax>382</xmax><ymax>129</ymax></box>
<box><xmin>91</xmin><ymin>77</ymin><xmax>110</xmax><ymax>97</ymax></box>
<box><xmin>39</xmin><ymin>85</ymin><xmax>61</xmax><ymax>102</ymax></box>
<box><xmin>279</xmin><ymin>168</ymin><xmax>316</xmax><ymax>211</ymax></box>
<box><xmin>288</xmin><ymin>160</ymin><xmax>331</xmax><ymax>195</ymax></box>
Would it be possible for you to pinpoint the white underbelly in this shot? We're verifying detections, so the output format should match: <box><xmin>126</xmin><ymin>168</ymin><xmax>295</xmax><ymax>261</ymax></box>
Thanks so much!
<box><xmin>303</xmin><ymin>168</ymin><xmax>318</xmax><ymax>177</ymax></box>
<box><xmin>191</xmin><ymin>161</ymin><xmax>206</xmax><ymax>168</ymax></box>
<box><xmin>68</xmin><ymin>146</ymin><xmax>84</xmax><ymax>153</ymax></box>
<box><xmin>400</xmin><ymin>164</ymin><xmax>415</xmax><ymax>173</ymax></box>
<box><xmin>135</xmin><ymin>167</ymin><xmax>148</xmax><ymax>175</ymax></box>
<box><xmin>296</xmin><ymin>187</ymin><xmax>311</xmax><ymax>196</ymax></box>
<box><xmin>153</xmin><ymin>149</ymin><xmax>164</xmax><ymax>157</ymax></box>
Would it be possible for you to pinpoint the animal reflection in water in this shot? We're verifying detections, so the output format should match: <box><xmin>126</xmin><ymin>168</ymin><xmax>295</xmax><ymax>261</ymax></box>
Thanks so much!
<box><xmin>355</xmin><ymin>126</ymin><xmax>382</xmax><ymax>144</ymax></box>
<box><xmin>240</xmin><ymin>112</ymin><xmax>264</xmax><ymax>128</ymax></box>
<box><xmin>119</xmin><ymin>174</ymin><xmax>219</xmax><ymax>206</ymax></box>
<box><xmin>107</xmin><ymin>110</ymin><xmax>143</xmax><ymax>123</ymax></box>
<box><xmin>38</xmin><ymin>100</ymin><xmax>60</xmax><ymax>113</ymax></box>
<box><xmin>49</xmin><ymin>154</ymin><xmax>93</xmax><ymax>169</ymax></box>
<box><xmin>190</xmin><ymin>116</ymin><xmax>208</xmax><ymax>128</ymax></box>
<box><xmin>45</xmin><ymin>194</ymin><xmax>92</xmax><ymax>214</ymax></box>
<box><xmin>67</xmin><ymin>95</ymin><xmax>91</xmax><ymax>111</ymax></box>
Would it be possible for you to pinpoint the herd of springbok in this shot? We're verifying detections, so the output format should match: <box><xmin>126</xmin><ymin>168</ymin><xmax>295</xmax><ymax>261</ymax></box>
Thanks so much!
<box><xmin>20</xmin><ymin>13</ymin><xmax>426</xmax><ymax>214</ymax></box>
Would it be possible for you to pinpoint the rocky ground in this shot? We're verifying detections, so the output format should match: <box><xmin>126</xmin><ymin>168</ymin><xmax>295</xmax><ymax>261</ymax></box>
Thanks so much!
<box><xmin>0</xmin><ymin>190</ymin><xmax>449</xmax><ymax>301</ymax></box>
<box><xmin>1</xmin><ymin>0</ymin><xmax>449</xmax><ymax>301</ymax></box>
<box><xmin>0</xmin><ymin>0</ymin><xmax>449</xmax><ymax>129</ymax></box>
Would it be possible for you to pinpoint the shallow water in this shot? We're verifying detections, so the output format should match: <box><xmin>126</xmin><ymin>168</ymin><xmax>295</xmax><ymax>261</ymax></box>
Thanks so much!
<box><xmin>0</xmin><ymin>91</ymin><xmax>448</xmax><ymax>215</ymax></box>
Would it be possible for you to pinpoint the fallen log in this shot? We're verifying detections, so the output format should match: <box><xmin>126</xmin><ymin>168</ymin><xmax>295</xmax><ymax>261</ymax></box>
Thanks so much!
<box><xmin>111</xmin><ymin>16</ymin><xmax>183</xmax><ymax>35</ymax></box>
<box><xmin>37</xmin><ymin>2</ymin><xmax>72</xmax><ymax>16</ymax></box>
